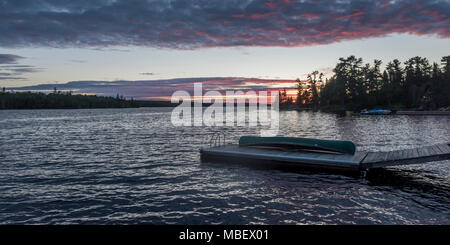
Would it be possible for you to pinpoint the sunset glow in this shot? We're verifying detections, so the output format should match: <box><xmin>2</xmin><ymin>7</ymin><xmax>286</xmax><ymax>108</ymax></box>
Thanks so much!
<box><xmin>0</xmin><ymin>0</ymin><xmax>448</xmax><ymax>100</ymax></box>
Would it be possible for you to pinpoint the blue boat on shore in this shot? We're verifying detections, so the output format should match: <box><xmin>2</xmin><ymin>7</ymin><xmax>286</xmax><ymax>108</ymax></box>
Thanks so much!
<box><xmin>360</xmin><ymin>108</ymin><xmax>392</xmax><ymax>115</ymax></box>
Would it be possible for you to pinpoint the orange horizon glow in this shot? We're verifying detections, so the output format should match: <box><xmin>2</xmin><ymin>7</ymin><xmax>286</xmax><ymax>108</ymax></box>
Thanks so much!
<box><xmin>143</xmin><ymin>88</ymin><xmax>300</xmax><ymax>102</ymax></box>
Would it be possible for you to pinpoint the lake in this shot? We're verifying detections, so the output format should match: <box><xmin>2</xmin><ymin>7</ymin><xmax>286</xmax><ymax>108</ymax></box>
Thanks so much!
<box><xmin>0</xmin><ymin>107</ymin><xmax>449</xmax><ymax>224</ymax></box>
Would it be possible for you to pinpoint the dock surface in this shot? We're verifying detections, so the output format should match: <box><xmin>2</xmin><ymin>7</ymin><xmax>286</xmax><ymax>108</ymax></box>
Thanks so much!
<box><xmin>361</xmin><ymin>143</ymin><xmax>450</xmax><ymax>169</ymax></box>
<box><xmin>396</xmin><ymin>111</ymin><xmax>450</xmax><ymax>115</ymax></box>
<box><xmin>201</xmin><ymin>143</ymin><xmax>450</xmax><ymax>172</ymax></box>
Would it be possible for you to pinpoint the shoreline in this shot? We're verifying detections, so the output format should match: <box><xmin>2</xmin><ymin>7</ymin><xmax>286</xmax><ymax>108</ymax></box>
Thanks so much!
<box><xmin>3</xmin><ymin>107</ymin><xmax>450</xmax><ymax>116</ymax></box>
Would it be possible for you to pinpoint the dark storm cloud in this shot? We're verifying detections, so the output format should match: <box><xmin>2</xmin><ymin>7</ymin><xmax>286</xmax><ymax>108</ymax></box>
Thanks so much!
<box><xmin>0</xmin><ymin>0</ymin><xmax>448</xmax><ymax>49</ymax></box>
<box><xmin>11</xmin><ymin>77</ymin><xmax>297</xmax><ymax>99</ymax></box>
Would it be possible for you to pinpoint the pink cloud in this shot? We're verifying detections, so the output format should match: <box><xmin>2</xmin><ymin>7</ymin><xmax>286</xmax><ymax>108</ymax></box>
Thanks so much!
<box><xmin>1</xmin><ymin>0</ymin><xmax>448</xmax><ymax>49</ymax></box>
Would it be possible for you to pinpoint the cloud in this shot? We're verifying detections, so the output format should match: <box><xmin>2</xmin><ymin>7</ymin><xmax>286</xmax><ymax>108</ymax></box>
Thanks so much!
<box><xmin>11</xmin><ymin>77</ymin><xmax>298</xmax><ymax>100</ymax></box>
<box><xmin>0</xmin><ymin>0</ymin><xmax>448</xmax><ymax>49</ymax></box>
<box><xmin>0</xmin><ymin>76</ymin><xmax>24</xmax><ymax>80</ymax></box>
<box><xmin>0</xmin><ymin>54</ymin><xmax>41</xmax><ymax>80</ymax></box>
<box><xmin>0</xmin><ymin>54</ymin><xmax>24</xmax><ymax>64</ymax></box>
<box><xmin>69</xmin><ymin>59</ymin><xmax>86</xmax><ymax>63</ymax></box>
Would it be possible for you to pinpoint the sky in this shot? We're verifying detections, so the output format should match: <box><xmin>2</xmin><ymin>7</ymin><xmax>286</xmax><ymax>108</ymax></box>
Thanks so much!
<box><xmin>0</xmin><ymin>0</ymin><xmax>449</xmax><ymax>100</ymax></box>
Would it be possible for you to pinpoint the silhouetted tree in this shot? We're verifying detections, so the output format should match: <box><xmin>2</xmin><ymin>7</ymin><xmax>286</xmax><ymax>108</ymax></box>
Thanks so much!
<box><xmin>385</xmin><ymin>59</ymin><xmax>404</xmax><ymax>105</ymax></box>
<box><xmin>404</xmin><ymin>56</ymin><xmax>432</xmax><ymax>107</ymax></box>
<box><xmin>296</xmin><ymin>80</ymin><xmax>311</xmax><ymax>107</ymax></box>
<box><xmin>306</xmin><ymin>71</ymin><xmax>322</xmax><ymax>110</ymax></box>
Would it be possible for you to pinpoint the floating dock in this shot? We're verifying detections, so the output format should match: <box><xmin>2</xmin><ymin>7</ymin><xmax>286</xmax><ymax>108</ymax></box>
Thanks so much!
<box><xmin>396</xmin><ymin>111</ymin><xmax>450</xmax><ymax>116</ymax></box>
<box><xmin>200</xmin><ymin>143</ymin><xmax>450</xmax><ymax>172</ymax></box>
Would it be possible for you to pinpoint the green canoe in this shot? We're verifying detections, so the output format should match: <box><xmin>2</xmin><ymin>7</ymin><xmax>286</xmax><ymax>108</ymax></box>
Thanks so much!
<box><xmin>239</xmin><ymin>136</ymin><xmax>356</xmax><ymax>155</ymax></box>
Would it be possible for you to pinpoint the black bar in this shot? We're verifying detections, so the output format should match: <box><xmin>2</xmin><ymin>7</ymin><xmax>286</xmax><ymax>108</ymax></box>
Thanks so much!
<box><xmin>0</xmin><ymin>225</ymin><xmax>447</xmax><ymax>243</ymax></box>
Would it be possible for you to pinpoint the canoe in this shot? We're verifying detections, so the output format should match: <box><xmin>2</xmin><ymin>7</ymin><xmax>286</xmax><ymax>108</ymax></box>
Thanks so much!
<box><xmin>239</xmin><ymin>136</ymin><xmax>356</xmax><ymax>155</ymax></box>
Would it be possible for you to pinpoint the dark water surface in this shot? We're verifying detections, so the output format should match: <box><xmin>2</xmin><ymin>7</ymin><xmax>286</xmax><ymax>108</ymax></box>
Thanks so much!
<box><xmin>0</xmin><ymin>108</ymin><xmax>449</xmax><ymax>224</ymax></box>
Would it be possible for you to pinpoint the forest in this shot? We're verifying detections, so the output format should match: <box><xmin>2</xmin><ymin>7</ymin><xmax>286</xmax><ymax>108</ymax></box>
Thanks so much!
<box><xmin>280</xmin><ymin>55</ymin><xmax>450</xmax><ymax>111</ymax></box>
<box><xmin>0</xmin><ymin>89</ymin><xmax>139</xmax><ymax>109</ymax></box>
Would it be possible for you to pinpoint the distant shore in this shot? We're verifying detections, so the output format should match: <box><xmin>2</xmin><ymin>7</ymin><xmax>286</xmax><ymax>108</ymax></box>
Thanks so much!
<box><xmin>2</xmin><ymin>91</ymin><xmax>449</xmax><ymax>113</ymax></box>
<box><xmin>0</xmin><ymin>91</ymin><xmax>139</xmax><ymax>110</ymax></box>
<box><xmin>0</xmin><ymin>91</ymin><xmax>271</xmax><ymax>110</ymax></box>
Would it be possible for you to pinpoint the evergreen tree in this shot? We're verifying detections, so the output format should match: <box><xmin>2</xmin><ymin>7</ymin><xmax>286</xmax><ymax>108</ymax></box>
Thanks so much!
<box><xmin>306</xmin><ymin>71</ymin><xmax>322</xmax><ymax>110</ymax></box>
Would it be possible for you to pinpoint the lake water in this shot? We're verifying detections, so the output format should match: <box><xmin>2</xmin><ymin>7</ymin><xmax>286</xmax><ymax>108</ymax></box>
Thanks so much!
<box><xmin>0</xmin><ymin>107</ymin><xmax>449</xmax><ymax>224</ymax></box>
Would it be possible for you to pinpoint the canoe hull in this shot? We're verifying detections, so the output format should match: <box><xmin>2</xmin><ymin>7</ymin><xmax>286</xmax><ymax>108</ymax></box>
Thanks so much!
<box><xmin>239</xmin><ymin>136</ymin><xmax>356</xmax><ymax>155</ymax></box>
<box><xmin>201</xmin><ymin>145</ymin><xmax>363</xmax><ymax>172</ymax></box>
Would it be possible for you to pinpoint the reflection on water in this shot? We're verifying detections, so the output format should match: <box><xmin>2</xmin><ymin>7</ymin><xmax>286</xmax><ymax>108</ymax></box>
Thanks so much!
<box><xmin>0</xmin><ymin>108</ymin><xmax>449</xmax><ymax>224</ymax></box>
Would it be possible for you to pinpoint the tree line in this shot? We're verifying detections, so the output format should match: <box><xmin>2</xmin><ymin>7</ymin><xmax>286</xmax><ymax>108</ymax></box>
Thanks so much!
<box><xmin>280</xmin><ymin>55</ymin><xmax>450</xmax><ymax>111</ymax></box>
<box><xmin>0</xmin><ymin>88</ymin><xmax>139</xmax><ymax>109</ymax></box>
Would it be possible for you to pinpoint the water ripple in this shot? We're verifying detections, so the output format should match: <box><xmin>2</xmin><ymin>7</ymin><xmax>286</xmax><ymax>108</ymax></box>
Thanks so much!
<box><xmin>0</xmin><ymin>108</ymin><xmax>449</xmax><ymax>224</ymax></box>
